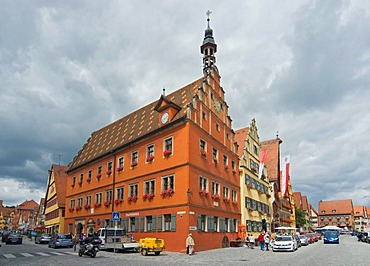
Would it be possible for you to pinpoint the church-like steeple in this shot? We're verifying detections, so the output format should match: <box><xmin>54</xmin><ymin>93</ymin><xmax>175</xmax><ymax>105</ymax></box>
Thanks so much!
<box><xmin>200</xmin><ymin>10</ymin><xmax>218</xmax><ymax>75</ymax></box>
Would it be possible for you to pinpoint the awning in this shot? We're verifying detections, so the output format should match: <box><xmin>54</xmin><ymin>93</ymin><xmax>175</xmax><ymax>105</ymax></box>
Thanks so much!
<box><xmin>45</xmin><ymin>225</ymin><xmax>53</xmax><ymax>229</ymax></box>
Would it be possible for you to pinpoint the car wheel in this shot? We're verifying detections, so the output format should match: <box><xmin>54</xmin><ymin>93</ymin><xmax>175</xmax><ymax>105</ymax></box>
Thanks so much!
<box><xmin>155</xmin><ymin>251</ymin><xmax>160</xmax><ymax>255</ymax></box>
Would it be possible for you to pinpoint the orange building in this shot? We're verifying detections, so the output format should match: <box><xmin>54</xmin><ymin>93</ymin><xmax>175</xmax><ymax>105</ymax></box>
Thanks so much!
<box><xmin>64</xmin><ymin>16</ymin><xmax>241</xmax><ymax>252</ymax></box>
<box><xmin>318</xmin><ymin>199</ymin><xmax>354</xmax><ymax>230</ymax></box>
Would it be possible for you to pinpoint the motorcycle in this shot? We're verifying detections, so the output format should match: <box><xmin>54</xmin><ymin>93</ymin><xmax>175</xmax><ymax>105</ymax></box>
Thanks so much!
<box><xmin>78</xmin><ymin>239</ymin><xmax>101</xmax><ymax>258</ymax></box>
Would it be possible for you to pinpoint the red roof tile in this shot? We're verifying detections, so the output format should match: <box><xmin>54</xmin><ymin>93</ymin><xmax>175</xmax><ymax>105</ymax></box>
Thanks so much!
<box><xmin>354</xmin><ymin>206</ymin><xmax>365</xmax><ymax>217</ymax></box>
<box><xmin>68</xmin><ymin>78</ymin><xmax>204</xmax><ymax>171</ymax></box>
<box><xmin>52</xmin><ymin>165</ymin><xmax>68</xmax><ymax>208</ymax></box>
<box><xmin>260</xmin><ymin>138</ymin><xmax>282</xmax><ymax>182</ymax></box>
<box><xmin>293</xmin><ymin>192</ymin><xmax>302</xmax><ymax>208</ymax></box>
<box><xmin>301</xmin><ymin>196</ymin><xmax>309</xmax><ymax>211</ymax></box>
<box><xmin>234</xmin><ymin>127</ymin><xmax>249</xmax><ymax>158</ymax></box>
<box><xmin>318</xmin><ymin>199</ymin><xmax>353</xmax><ymax>215</ymax></box>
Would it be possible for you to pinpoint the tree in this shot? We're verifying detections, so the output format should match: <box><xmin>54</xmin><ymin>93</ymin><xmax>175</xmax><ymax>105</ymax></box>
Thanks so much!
<box><xmin>295</xmin><ymin>207</ymin><xmax>307</xmax><ymax>228</ymax></box>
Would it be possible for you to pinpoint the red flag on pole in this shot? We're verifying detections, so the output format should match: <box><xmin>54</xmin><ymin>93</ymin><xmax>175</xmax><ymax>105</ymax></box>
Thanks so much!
<box><xmin>258</xmin><ymin>150</ymin><xmax>268</xmax><ymax>179</ymax></box>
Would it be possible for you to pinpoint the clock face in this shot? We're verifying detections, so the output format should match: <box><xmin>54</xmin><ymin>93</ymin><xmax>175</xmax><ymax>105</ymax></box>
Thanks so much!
<box><xmin>161</xmin><ymin>112</ymin><xmax>169</xmax><ymax>124</ymax></box>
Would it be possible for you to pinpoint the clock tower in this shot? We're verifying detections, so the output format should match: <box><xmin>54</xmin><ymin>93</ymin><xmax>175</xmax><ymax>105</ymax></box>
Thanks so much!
<box><xmin>200</xmin><ymin>10</ymin><xmax>218</xmax><ymax>76</ymax></box>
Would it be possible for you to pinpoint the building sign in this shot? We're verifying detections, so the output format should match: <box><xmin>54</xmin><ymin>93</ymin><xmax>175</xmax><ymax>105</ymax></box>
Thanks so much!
<box><xmin>189</xmin><ymin>226</ymin><xmax>197</xmax><ymax>231</ymax></box>
<box><xmin>126</xmin><ymin>212</ymin><xmax>139</xmax><ymax>217</ymax></box>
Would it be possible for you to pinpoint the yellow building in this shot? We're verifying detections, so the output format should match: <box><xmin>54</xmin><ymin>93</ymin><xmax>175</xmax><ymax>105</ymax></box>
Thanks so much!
<box><xmin>44</xmin><ymin>164</ymin><xmax>68</xmax><ymax>234</ymax></box>
<box><xmin>235</xmin><ymin>119</ymin><xmax>272</xmax><ymax>237</ymax></box>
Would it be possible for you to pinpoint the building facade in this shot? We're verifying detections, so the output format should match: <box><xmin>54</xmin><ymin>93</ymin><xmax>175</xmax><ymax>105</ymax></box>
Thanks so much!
<box><xmin>44</xmin><ymin>164</ymin><xmax>68</xmax><ymax>234</ymax></box>
<box><xmin>64</xmin><ymin>16</ymin><xmax>241</xmax><ymax>252</ymax></box>
<box><xmin>318</xmin><ymin>199</ymin><xmax>354</xmax><ymax>230</ymax></box>
<box><xmin>353</xmin><ymin>205</ymin><xmax>368</xmax><ymax>232</ymax></box>
<box><xmin>235</xmin><ymin>119</ymin><xmax>272</xmax><ymax>237</ymax></box>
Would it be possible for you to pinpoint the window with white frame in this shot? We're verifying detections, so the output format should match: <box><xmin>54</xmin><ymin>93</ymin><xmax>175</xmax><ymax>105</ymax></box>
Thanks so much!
<box><xmin>212</xmin><ymin>147</ymin><xmax>218</xmax><ymax>162</ymax></box>
<box><xmin>144</xmin><ymin>179</ymin><xmax>155</xmax><ymax>195</ymax></box>
<box><xmin>129</xmin><ymin>184</ymin><xmax>138</xmax><ymax>197</ymax></box>
<box><xmin>199</xmin><ymin>215</ymin><xmax>206</xmax><ymax>232</ymax></box>
<box><xmin>70</xmin><ymin>199</ymin><xmax>75</xmax><ymax>208</ymax></box>
<box><xmin>77</xmin><ymin>197</ymin><xmax>83</xmax><ymax>207</ymax></box>
<box><xmin>85</xmin><ymin>195</ymin><xmax>91</xmax><ymax>206</ymax></box>
<box><xmin>199</xmin><ymin>176</ymin><xmax>208</xmax><ymax>191</ymax></box>
<box><xmin>164</xmin><ymin>137</ymin><xmax>173</xmax><ymax>153</ymax></box>
<box><xmin>225</xmin><ymin>218</ymin><xmax>229</xmax><ymax>232</ymax></box>
<box><xmin>200</xmin><ymin>139</ymin><xmax>206</xmax><ymax>150</ymax></box>
<box><xmin>95</xmin><ymin>192</ymin><xmax>102</xmax><ymax>204</ymax></box>
<box><xmin>212</xmin><ymin>181</ymin><xmax>220</xmax><ymax>196</ymax></box>
<box><xmin>97</xmin><ymin>166</ymin><xmax>102</xmax><ymax>175</ymax></box>
<box><xmin>79</xmin><ymin>174</ymin><xmax>83</xmax><ymax>183</ymax></box>
<box><xmin>223</xmin><ymin>186</ymin><xmax>229</xmax><ymax>199</ymax></box>
<box><xmin>202</xmin><ymin>111</ymin><xmax>207</xmax><ymax>120</ymax></box>
<box><xmin>231</xmin><ymin>160</ymin><xmax>236</xmax><ymax>170</ymax></box>
<box><xmin>72</xmin><ymin>176</ymin><xmax>76</xmax><ymax>186</ymax></box>
<box><xmin>118</xmin><ymin>157</ymin><xmax>124</xmax><ymax>169</ymax></box>
<box><xmin>131</xmin><ymin>151</ymin><xmax>138</xmax><ymax>165</ymax></box>
<box><xmin>223</xmin><ymin>154</ymin><xmax>228</xmax><ymax>166</ymax></box>
<box><xmin>116</xmin><ymin>186</ymin><xmax>124</xmax><ymax>200</ymax></box>
<box><xmin>88</xmin><ymin>170</ymin><xmax>92</xmax><ymax>180</ymax></box>
<box><xmin>146</xmin><ymin>144</ymin><xmax>154</xmax><ymax>160</ymax></box>
<box><xmin>107</xmin><ymin>161</ymin><xmax>113</xmax><ymax>172</ymax></box>
<box><xmin>232</xmin><ymin>189</ymin><xmax>237</xmax><ymax>202</ymax></box>
<box><xmin>214</xmin><ymin>216</ymin><xmax>219</xmax><ymax>232</ymax></box>
<box><xmin>105</xmin><ymin>190</ymin><xmax>112</xmax><ymax>202</ymax></box>
<box><xmin>162</xmin><ymin>175</ymin><xmax>174</xmax><ymax>191</ymax></box>
<box><xmin>164</xmin><ymin>214</ymin><xmax>172</xmax><ymax>231</ymax></box>
<box><xmin>216</xmin><ymin>123</ymin><xmax>220</xmax><ymax>132</ymax></box>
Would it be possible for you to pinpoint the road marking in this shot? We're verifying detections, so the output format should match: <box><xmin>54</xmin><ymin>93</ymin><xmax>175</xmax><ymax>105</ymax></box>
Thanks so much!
<box><xmin>64</xmin><ymin>251</ymin><xmax>77</xmax><ymax>255</ymax></box>
<box><xmin>3</xmin><ymin>254</ymin><xmax>16</xmax><ymax>259</ymax></box>
<box><xmin>49</xmin><ymin>252</ymin><xmax>66</xmax><ymax>256</ymax></box>
<box><xmin>35</xmin><ymin>252</ymin><xmax>51</xmax><ymax>256</ymax></box>
<box><xmin>20</xmin><ymin>253</ymin><xmax>34</xmax><ymax>257</ymax></box>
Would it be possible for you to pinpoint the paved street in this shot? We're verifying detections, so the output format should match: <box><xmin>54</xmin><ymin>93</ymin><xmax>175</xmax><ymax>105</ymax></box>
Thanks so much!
<box><xmin>1</xmin><ymin>235</ymin><xmax>369</xmax><ymax>266</ymax></box>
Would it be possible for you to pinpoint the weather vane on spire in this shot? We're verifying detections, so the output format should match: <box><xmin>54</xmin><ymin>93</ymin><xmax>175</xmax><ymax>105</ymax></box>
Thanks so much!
<box><xmin>206</xmin><ymin>10</ymin><xmax>212</xmax><ymax>27</ymax></box>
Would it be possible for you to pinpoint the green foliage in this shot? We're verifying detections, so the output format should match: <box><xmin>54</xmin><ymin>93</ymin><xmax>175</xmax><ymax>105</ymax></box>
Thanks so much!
<box><xmin>295</xmin><ymin>207</ymin><xmax>307</xmax><ymax>228</ymax></box>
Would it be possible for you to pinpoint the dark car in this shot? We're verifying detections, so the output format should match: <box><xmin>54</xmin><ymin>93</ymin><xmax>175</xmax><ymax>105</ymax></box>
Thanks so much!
<box><xmin>35</xmin><ymin>234</ymin><xmax>52</xmax><ymax>244</ymax></box>
<box><xmin>48</xmin><ymin>234</ymin><xmax>73</xmax><ymax>249</ymax></box>
<box><xmin>5</xmin><ymin>233</ymin><xmax>23</xmax><ymax>245</ymax></box>
<box><xmin>1</xmin><ymin>231</ymin><xmax>10</xmax><ymax>243</ymax></box>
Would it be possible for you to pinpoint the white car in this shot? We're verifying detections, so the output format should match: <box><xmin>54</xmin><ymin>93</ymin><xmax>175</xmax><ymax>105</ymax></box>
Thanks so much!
<box><xmin>272</xmin><ymin>235</ymin><xmax>298</xmax><ymax>252</ymax></box>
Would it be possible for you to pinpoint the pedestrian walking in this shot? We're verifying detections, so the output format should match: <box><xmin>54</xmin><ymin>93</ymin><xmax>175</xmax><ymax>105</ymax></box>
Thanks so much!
<box><xmin>264</xmin><ymin>232</ymin><xmax>270</xmax><ymax>251</ymax></box>
<box><xmin>258</xmin><ymin>231</ymin><xmax>265</xmax><ymax>251</ymax></box>
<box><xmin>73</xmin><ymin>234</ymin><xmax>78</xmax><ymax>251</ymax></box>
<box><xmin>248</xmin><ymin>234</ymin><xmax>255</xmax><ymax>249</ymax></box>
<box><xmin>186</xmin><ymin>233</ymin><xmax>195</xmax><ymax>255</ymax></box>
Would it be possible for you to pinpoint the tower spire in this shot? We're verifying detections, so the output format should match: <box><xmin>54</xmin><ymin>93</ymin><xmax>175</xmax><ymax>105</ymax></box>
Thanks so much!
<box><xmin>200</xmin><ymin>10</ymin><xmax>217</xmax><ymax>75</ymax></box>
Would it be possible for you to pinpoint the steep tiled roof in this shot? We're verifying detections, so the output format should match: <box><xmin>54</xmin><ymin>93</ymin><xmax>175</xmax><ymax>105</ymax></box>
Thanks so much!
<box><xmin>318</xmin><ymin>199</ymin><xmax>353</xmax><ymax>215</ymax></box>
<box><xmin>302</xmin><ymin>196</ymin><xmax>309</xmax><ymax>211</ymax></box>
<box><xmin>309</xmin><ymin>204</ymin><xmax>318</xmax><ymax>215</ymax></box>
<box><xmin>260</xmin><ymin>138</ymin><xmax>282</xmax><ymax>182</ymax></box>
<box><xmin>354</xmin><ymin>206</ymin><xmax>365</xmax><ymax>217</ymax></box>
<box><xmin>234</xmin><ymin>127</ymin><xmax>249</xmax><ymax>158</ymax></box>
<box><xmin>18</xmin><ymin>200</ymin><xmax>39</xmax><ymax>211</ymax></box>
<box><xmin>68</xmin><ymin>78</ymin><xmax>204</xmax><ymax>171</ymax></box>
<box><xmin>52</xmin><ymin>164</ymin><xmax>68</xmax><ymax>208</ymax></box>
<box><xmin>293</xmin><ymin>192</ymin><xmax>302</xmax><ymax>208</ymax></box>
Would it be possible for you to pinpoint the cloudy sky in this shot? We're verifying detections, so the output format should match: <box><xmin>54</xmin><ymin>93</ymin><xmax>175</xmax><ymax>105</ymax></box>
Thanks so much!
<box><xmin>1</xmin><ymin>0</ymin><xmax>370</xmax><ymax>211</ymax></box>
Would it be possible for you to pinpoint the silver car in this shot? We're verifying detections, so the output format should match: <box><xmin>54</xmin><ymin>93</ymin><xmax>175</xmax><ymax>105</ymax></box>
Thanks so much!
<box><xmin>35</xmin><ymin>234</ymin><xmax>51</xmax><ymax>244</ymax></box>
<box><xmin>48</xmin><ymin>234</ymin><xmax>73</xmax><ymax>249</ymax></box>
<box><xmin>299</xmin><ymin>235</ymin><xmax>309</xmax><ymax>246</ymax></box>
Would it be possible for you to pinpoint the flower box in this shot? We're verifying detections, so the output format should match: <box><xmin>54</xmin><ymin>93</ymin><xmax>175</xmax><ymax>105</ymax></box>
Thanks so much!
<box><xmin>199</xmin><ymin>190</ymin><xmax>208</xmax><ymax>196</ymax></box>
<box><xmin>104</xmin><ymin>200</ymin><xmax>111</xmax><ymax>207</ymax></box>
<box><xmin>247</xmin><ymin>207</ymin><xmax>254</xmax><ymax>211</ymax></box>
<box><xmin>76</xmin><ymin>206</ymin><xmax>82</xmax><ymax>211</ymax></box>
<box><xmin>117</xmin><ymin>166</ymin><xmax>124</xmax><ymax>172</ymax></box>
<box><xmin>96</xmin><ymin>174</ymin><xmax>102</xmax><ymax>180</ymax></box>
<box><xmin>128</xmin><ymin>195</ymin><xmax>138</xmax><ymax>203</ymax></box>
<box><xmin>68</xmin><ymin>207</ymin><xmax>74</xmax><ymax>212</ymax></box>
<box><xmin>93</xmin><ymin>203</ymin><xmax>101</xmax><ymax>208</ymax></box>
<box><xmin>114</xmin><ymin>199</ymin><xmax>122</xmax><ymax>205</ymax></box>
<box><xmin>232</xmin><ymin>169</ymin><xmax>237</xmax><ymax>174</ymax></box>
<box><xmin>232</xmin><ymin>201</ymin><xmax>238</xmax><ymax>205</ymax></box>
<box><xmin>258</xmin><ymin>189</ymin><xmax>263</xmax><ymax>194</ymax></box>
<box><xmin>131</xmin><ymin>162</ymin><xmax>138</xmax><ymax>167</ymax></box>
<box><xmin>84</xmin><ymin>204</ymin><xmax>91</xmax><ymax>210</ymax></box>
<box><xmin>212</xmin><ymin>194</ymin><xmax>221</xmax><ymax>201</ymax></box>
<box><xmin>106</xmin><ymin>170</ymin><xmax>112</xmax><ymax>176</ymax></box>
<box><xmin>247</xmin><ymin>184</ymin><xmax>254</xmax><ymax>189</ymax></box>
<box><xmin>86</xmin><ymin>178</ymin><xmax>91</xmax><ymax>183</ymax></box>
<box><xmin>224</xmin><ymin>165</ymin><xmax>228</xmax><ymax>170</ymax></box>
<box><xmin>146</xmin><ymin>155</ymin><xmax>154</xmax><ymax>162</ymax></box>
<box><xmin>163</xmin><ymin>150</ymin><xmax>172</xmax><ymax>157</ymax></box>
<box><xmin>200</xmin><ymin>149</ymin><xmax>207</xmax><ymax>157</ymax></box>
<box><xmin>258</xmin><ymin>211</ymin><xmax>265</xmax><ymax>215</ymax></box>
<box><xmin>78</xmin><ymin>181</ymin><xmax>83</xmax><ymax>186</ymax></box>
<box><xmin>71</xmin><ymin>184</ymin><xmax>75</xmax><ymax>188</ymax></box>
<box><xmin>223</xmin><ymin>198</ymin><xmax>231</xmax><ymax>203</ymax></box>
<box><xmin>143</xmin><ymin>194</ymin><xmax>154</xmax><ymax>201</ymax></box>
<box><xmin>161</xmin><ymin>188</ymin><xmax>174</xmax><ymax>197</ymax></box>
<box><xmin>213</xmin><ymin>158</ymin><xmax>218</xmax><ymax>164</ymax></box>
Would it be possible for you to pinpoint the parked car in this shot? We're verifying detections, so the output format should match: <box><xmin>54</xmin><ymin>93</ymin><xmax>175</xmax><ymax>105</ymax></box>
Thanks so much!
<box><xmin>272</xmin><ymin>235</ymin><xmax>298</xmax><ymax>252</ymax></box>
<box><xmin>5</xmin><ymin>233</ymin><xmax>23</xmax><ymax>245</ymax></box>
<box><xmin>299</xmin><ymin>235</ymin><xmax>309</xmax><ymax>246</ymax></box>
<box><xmin>360</xmin><ymin>232</ymin><xmax>368</xmax><ymax>242</ymax></box>
<box><xmin>306</xmin><ymin>234</ymin><xmax>314</xmax><ymax>244</ymax></box>
<box><xmin>1</xmin><ymin>231</ymin><xmax>9</xmax><ymax>243</ymax></box>
<box><xmin>323</xmin><ymin>231</ymin><xmax>339</xmax><ymax>244</ymax></box>
<box><xmin>35</xmin><ymin>234</ymin><xmax>52</xmax><ymax>244</ymax></box>
<box><xmin>48</xmin><ymin>234</ymin><xmax>73</xmax><ymax>249</ymax></box>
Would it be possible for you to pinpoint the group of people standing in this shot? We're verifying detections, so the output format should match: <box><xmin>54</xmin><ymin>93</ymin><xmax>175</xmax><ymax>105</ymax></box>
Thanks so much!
<box><xmin>247</xmin><ymin>231</ymin><xmax>271</xmax><ymax>251</ymax></box>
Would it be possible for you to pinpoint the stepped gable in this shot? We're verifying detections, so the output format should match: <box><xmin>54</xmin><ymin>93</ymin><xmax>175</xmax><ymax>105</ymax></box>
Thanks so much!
<box><xmin>234</xmin><ymin>127</ymin><xmax>249</xmax><ymax>158</ymax></box>
<box><xmin>260</xmin><ymin>138</ymin><xmax>282</xmax><ymax>182</ymax></box>
<box><xmin>68</xmin><ymin>78</ymin><xmax>204</xmax><ymax>171</ymax></box>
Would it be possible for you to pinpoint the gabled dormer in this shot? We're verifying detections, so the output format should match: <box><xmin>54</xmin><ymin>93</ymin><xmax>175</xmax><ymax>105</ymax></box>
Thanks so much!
<box><xmin>154</xmin><ymin>94</ymin><xmax>182</xmax><ymax>126</ymax></box>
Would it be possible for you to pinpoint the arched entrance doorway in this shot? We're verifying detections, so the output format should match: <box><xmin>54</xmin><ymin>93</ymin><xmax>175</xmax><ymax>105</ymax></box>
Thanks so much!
<box><xmin>222</xmin><ymin>236</ymin><xmax>229</xmax><ymax>248</ymax></box>
<box><xmin>87</xmin><ymin>218</ymin><xmax>95</xmax><ymax>234</ymax></box>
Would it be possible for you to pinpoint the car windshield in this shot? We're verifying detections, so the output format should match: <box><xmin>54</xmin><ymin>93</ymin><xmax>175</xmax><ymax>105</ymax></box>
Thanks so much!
<box><xmin>299</xmin><ymin>235</ymin><xmax>307</xmax><ymax>239</ymax></box>
<box><xmin>41</xmin><ymin>234</ymin><xmax>50</xmax><ymax>237</ymax></box>
<box><xmin>326</xmin><ymin>232</ymin><xmax>338</xmax><ymax>236</ymax></box>
<box><xmin>59</xmin><ymin>234</ymin><xmax>72</xmax><ymax>239</ymax></box>
<box><xmin>276</xmin><ymin>236</ymin><xmax>292</xmax><ymax>241</ymax></box>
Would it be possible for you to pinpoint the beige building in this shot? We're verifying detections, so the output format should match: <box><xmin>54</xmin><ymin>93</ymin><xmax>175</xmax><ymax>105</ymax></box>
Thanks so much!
<box><xmin>354</xmin><ymin>205</ymin><xmax>368</xmax><ymax>232</ymax></box>
<box><xmin>235</xmin><ymin>119</ymin><xmax>272</xmax><ymax>236</ymax></box>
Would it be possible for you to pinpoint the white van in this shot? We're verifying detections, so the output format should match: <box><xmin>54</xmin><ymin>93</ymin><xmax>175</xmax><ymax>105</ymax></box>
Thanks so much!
<box><xmin>96</xmin><ymin>227</ymin><xmax>139</xmax><ymax>252</ymax></box>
